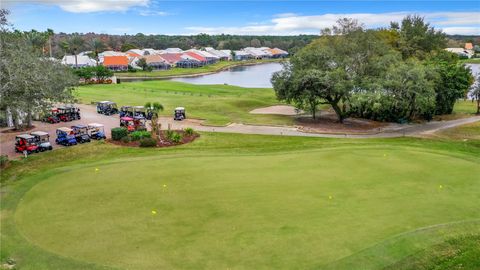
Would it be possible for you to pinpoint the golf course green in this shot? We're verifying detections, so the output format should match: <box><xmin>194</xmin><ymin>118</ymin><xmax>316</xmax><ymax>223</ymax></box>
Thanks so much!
<box><xmin>6</xmin><ymin>134</ymin><xmax>480</xmax><ymax>270</ymax></box>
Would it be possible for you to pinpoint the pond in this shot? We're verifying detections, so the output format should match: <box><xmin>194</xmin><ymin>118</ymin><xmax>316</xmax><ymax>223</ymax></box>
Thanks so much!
<box><xmin>170</xmin><ymin>62</ymin><xmax>284</xmax><ymax>88</ymax></box>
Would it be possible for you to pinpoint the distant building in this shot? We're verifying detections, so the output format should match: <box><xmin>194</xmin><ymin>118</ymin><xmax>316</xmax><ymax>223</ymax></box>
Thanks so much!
<box><xmin>233</xmin><ymin>50</ymin><xmax>252</xmax><ymax>61</ymax></box>
<box><xmin>103</xmin><ymin>55</ymin><xmax>129</xmax><ymax>71</ymax></box>
<box><xmin>465</xmin><ymin>43</ymin><xmax>474</xmax><ymax>50</ymax></box>
<box><xmin>143</xmin><ymin>55</ymin><xmax>170</xmax><ymax>70</ymax></box>
<box><xmin>445</xmin><ymin>48</ymin><xmax>474</xmax><ymax>58</ymax></box>
<box><xmin>61</xmin><ymin>55</ymin><xmax>96</xmax><ymax>68</ymax></box>
<box><xmin>205</xmin><ymin>47</ymin><xmax>230</xmax><ymax>61</ymax></box>
<box><xmin>268</xmin><ymin>48</ymin><xmax>289</xmax><ymax>58</ymax></box>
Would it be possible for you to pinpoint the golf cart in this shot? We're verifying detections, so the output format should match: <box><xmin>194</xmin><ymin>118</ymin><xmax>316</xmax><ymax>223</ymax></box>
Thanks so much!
<box><xmin>119</xmin><ymin>106</ymin><xmax>133</xmax><ymax>117</ymax></box>
<box><xmin>97</xmin><ymin>101</ymin><xmax>118</xmax><ymax>115</ymax></box>
<box><xmin>87</xmin><ymin>123</ymin><xmax>106</xmax><ymax>140</ymax></box>
<box><xmin>65</xmin><ymin>104</ymin><xmax>81</xmax><ymax>120</ymax></box>
<box><xmin>30</xmin><ymin>131</ymin><xmax>53</xmax><ymax>151</ymax></box>
<box><xmin>120</xmin><ymin>116</ymin><xmax>147</xmax><ymax>132</ymax></box>
<box><xmin>15</xmin><ymin>134</ymin><xmax>39</xmax><ymax>154</ymax></box>
<box><xmin>174</xmin><ymin>107</ymin><xmax>186</xmax><ymax>121</ymax></box>
<box><xmin>71</xmin><ymin>125</ymin><xmax>91</xmax><ymax>143</ymax></box>
<box><xmin>56</xmin><ymin>107</ymin><xmax>71</xmax><ymax>122</ymax></box>
<box><xmin>55</xmin><ymin>127</ymin><xmax>77</xmax><ymax>146</ymax></box>
<box><xmin>132</xmin><ymin>106</ymin><xmax>155</xmax><ymax>120</ymax></box>
<box><xmin>42</xmin><ymin>108</ymin><xmax>60</xmax><ymax>123</ymax></box>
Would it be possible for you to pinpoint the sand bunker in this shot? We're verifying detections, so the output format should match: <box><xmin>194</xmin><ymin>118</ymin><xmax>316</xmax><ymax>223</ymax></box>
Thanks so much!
<box><xmin>250</xmin><ymin>105</ymin><xmax>302</xmax><ymax>115</ymax></box>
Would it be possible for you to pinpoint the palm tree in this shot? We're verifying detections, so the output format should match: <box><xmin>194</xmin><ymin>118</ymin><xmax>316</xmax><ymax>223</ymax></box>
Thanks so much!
<box><xmin>145</xmin><ymin>102</ymin><xmax>164</xmax><ymax>140</ymax></box>
<box><xmin>25</xmin><ymin>30</ymin><xmax>46</xmax><ymax>56</ymax></box>
<box><xmin>46</xmin><ymin>28</ymin><xmax>54</xmax><ymax>58</ymax></box>
<box><xmin>65</xmin><ymin>34</ymin><xmax>85</xmax><ymax>68</ymax></box>
<box><xmin>89</xmin><ymin>38</ymin><xmax>106</xmax><ymax>66</ymax></box>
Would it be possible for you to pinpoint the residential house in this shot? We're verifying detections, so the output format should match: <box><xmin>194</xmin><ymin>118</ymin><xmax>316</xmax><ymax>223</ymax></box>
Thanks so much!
<box><xmin>445</xmin><ymin>48</ymin><xmax>474</xmax><ymax>58</ymax></box>
<box><xmin>158</xmin><ymin>53</ymin><xmax>183</xmax><ymax>67</ymax></box>
<box><xmin>243</xmin><ymin>47</ymin><xmax>272</xmax><ymax>59</ymax></box>
<box><xmin>465</xmin><ymin>43</ymin><xmax>474</xmax><ymax>50</ymax></box>
<box><xmin>182</xmin><ymin>51</ymin><xmax>207</xmax><ymax>66</ymax></box>
<box><xmin>61</xmin><ymin>55</ymin><xmax>96</xmax><ymax>68</ymax></box>
<box><xmin>268</xmin><ymin>48</ymin><xmax>289</xmax><ymax>58</ymax></box>
<box><xmin>164</xmin><ymin>48</ymin><xmax>184</xmax><ymax>53</ymax></box>
<box><xmin>233</xmin><ymin>50</ymin><xmax>252</xmax><ymax>61</ymax></box>
<box><xmin>143</xmin><ymin>55</ymin><xmax>170</xmax><ymax>70</ymax></box>
<box><xmin>188</xmin><ymin>49</ymin><xmax>219</xmax><ymax>64</ymax></box>
<box><xmin>103</xmin><ymin>55</ymin><xmax>129</xmax><ymax>71</ymax></box>
<box><xmin>205</xmin><ymin>47</ymin><xmax>230</xmax><ymax>61</ymax></box>
<box><xmin>127</xmin><ymin>49</ymin><xmax>146</xmax><ymax>56</ymax></box>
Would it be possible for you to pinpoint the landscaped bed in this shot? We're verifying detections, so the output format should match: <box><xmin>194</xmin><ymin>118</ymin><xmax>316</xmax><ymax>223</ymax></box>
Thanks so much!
<box><xmin>109</xmin><ymin>129</ymin><xmax>200</xmax><ymax>148</ymax></box>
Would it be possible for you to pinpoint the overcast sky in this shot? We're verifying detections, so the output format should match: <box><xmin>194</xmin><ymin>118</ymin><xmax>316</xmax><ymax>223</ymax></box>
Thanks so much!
<box><xmin>4</xmin><ymin>0</ymin><xmax>480</xmax><ymax>35</ymax></box>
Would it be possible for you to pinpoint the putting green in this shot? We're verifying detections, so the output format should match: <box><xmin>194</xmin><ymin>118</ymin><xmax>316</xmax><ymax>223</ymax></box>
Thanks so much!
<box><xmin>15</xmin><ymin>147</ymin><xmax>480</xmax><ymax>269</ymax></box>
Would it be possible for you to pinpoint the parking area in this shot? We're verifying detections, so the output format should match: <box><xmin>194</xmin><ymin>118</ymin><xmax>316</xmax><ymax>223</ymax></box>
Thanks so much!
<box><xmin>0</xmin><ymin>104</ymin><xmax>202</xmax><ymax>158</ymax></box>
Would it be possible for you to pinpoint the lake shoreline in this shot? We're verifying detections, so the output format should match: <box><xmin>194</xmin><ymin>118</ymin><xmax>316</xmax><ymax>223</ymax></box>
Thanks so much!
<box><xmin>117</xmin><ymin>59</ymin><xmax>286</xmax><ymax>82</ymax></box>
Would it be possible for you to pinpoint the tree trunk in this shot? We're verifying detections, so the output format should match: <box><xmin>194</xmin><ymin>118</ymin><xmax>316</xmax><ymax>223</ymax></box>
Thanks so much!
<box><xmin>330</xmin><ymin>102</ymin><xmax>345</xmax><ymax>123</ymax></box>
<box><xmin>310</xmin><ymin>101</ymin><xmax>316</xmax><ymax>120</ymax></box>
<box><xmin>477</xmin><ymin>99</ymin><xmax>480</xmax><ymax>114</ymax></box>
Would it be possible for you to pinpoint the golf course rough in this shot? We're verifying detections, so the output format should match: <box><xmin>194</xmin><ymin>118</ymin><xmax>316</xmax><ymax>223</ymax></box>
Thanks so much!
<box><xmin>14</xmin><ymin>147</ymin><xmax>480</xmax><ymax>269</ymax></box>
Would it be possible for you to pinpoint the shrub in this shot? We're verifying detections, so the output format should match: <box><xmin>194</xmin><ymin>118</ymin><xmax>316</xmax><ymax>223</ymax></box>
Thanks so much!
<box><xmin>111</xmin><ymin>127</ymin><xmax>128</xmax><ymax>141</ymax></box>
<box><xmin>130</xmin><ymin>130</ymin><xmax>151</xmax><ymax>141</ymax></box>
<box><xmin>0</xmin><ymin>155</ymin><xmax>9</xmax><ymax>168</ymax></box>
<box><xmin>184</xmin><ymin>127</ymin><xmax>195</xmax><ymax>136</ymax></box>
<box><xmin>171</xmin><ymin>132</ymin><xmax>182</xmax><ymax>143</ymax></box>
<box><xmin>121</xmin><ymin>136</ymin><xmax>131</xmax><ymax>143</ymax></box>
<box><xmin>165</xmin><ymin>130</ymin><xmax>174</xmax><ymax>140</ymax></box>
<box><xmin>139</xmin><ymin>137</ymin><xmax>157</xmax><ymax>147</ymax></box>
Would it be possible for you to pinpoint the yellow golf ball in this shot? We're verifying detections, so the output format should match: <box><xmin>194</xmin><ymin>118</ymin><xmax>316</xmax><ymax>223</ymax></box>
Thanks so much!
<box><xmin>151</xmin><ymin>210</ymin><xmax>157</xmax><ymax>215</ymax></box>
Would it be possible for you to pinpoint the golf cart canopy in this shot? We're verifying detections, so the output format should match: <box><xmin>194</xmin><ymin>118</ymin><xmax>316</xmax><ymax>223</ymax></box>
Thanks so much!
<box><xmin>16</xmin><ymin>134</ymin><xmax>35</xmax><ymax>140</ymax></box>
<box><xmin>57</xmin><ymin>127</ymin><xmax>73</xmax><ymax>133</ymax></box>
<box><xmin>175</xmin><ymin>107</ymin><xmax>185</xmax><ymax>111</ymax></box>
<box><xmin>88</xmin><ymin>123</ymin><xmax>104</xmax><ymax>128</ymax></box>
<box><xmin>98</xmin><ymin>101</ymin><xmax>110</xmax><ymax>104</ymax></box>
<box><xmin>30</xmin><ymin>131</ymin><xmax>49</xmax><ymax>137</ymax></box>
<box><xmin>72</xmin><ymin>125</ymin><xmax>87</xmax><ymax>129</ymax></box>
<box><xmin>121</xmin><ymin>116</ymin><xmax>134</xmax><ymax>121</ymax></box>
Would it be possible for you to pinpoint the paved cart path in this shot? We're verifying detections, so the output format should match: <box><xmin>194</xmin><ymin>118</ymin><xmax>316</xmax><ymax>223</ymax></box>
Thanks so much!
<box><xmin>1</xmin><ymin>104</ymin><xmax>479</xmax><ymax>157</ymax></box>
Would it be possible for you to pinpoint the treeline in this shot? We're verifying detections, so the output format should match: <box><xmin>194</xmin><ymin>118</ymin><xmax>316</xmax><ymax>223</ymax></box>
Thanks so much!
<box><xmin>273</xmin><ymin>16</ymin><xmax>475</xmax><ymax>123</ymax></box>
<box><xmin>18</xmin><ymin>30</ymin><xmax>317</xmax><ymax>59</ymax></box>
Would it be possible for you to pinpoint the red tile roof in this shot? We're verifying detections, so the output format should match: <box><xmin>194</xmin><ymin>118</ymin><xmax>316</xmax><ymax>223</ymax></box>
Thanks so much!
<box><xmin>103</xmin><ymin>56</ymin><xmax>129</xmax><ymax>66</ymax></box>
<box><xmin>465</xmin><ymin>43</ymin><xmax>473</xmax><ymax>50</ymax></box>
<box><xmin>158</xmin><ymin>53</ymin><xmax>183</xmax><ymax>64</ymax></box>
<box><xmin>184</xmin><ymin>51</ymin><xmax>206</xmax><ymax>62</ymax></box>
<box><xmin>126</xmin><ymin>52</ymin><xmax>142</xmax><ymax>58</ymax></box>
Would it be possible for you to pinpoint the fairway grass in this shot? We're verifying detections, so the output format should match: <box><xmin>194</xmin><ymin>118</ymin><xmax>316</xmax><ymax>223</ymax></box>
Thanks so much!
<box><xmin>3</xmin><ymin>134</ymin><xmax>479</xmax><ymax>270</ymax></box>
<box><xmin>76</xmin><ymin>80</ymin><xmax>293</xmax><ymax>126</ymax></box>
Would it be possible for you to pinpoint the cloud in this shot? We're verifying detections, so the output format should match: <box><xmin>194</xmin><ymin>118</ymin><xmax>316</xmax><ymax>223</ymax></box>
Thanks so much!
<box><xmin>15</xmin><ymin>0</ymin><xmax>150</xmax><ymax>13</ymax></box>
<box><xmin>138</xmin><ymin>10</ymin><xmax>169</xmax><ymax>16</ymax></box>
<box><xmin>186</xmin><ymin>11</ymin><xmax>480</xmax><ymax>35</ymax></box>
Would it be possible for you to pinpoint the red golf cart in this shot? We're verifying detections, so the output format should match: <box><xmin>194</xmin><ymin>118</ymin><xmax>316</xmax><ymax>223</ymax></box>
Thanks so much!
<box><xmin>15</xmin><ymin>134</ymin><xmax>39</xmax><ymax>154</ymax></box>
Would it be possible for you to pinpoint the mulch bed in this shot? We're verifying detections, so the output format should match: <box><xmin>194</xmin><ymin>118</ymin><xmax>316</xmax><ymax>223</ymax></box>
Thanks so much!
<box><xmin>1</xmin><ymin>126</ymin><xmax>36</xmax><ymax>134</ymax></box>
<box><xmin>108</xmin><ymin>130</ymin><xmax>200</xmax><ymax>148</ymax></box>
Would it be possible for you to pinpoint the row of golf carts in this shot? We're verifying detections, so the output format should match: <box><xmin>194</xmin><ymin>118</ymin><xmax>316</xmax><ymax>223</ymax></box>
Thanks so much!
<box><xmin>15</xmin><ymin>123</ymin><xmax>106</xmax><ymax>155</ymax></box>
<box><xmin>96</xmin><ymin>101</ymin><xmax>186</xmax><ymax>121</ymax></box>
<box><xmin>43</xmin><ymin>105</ymin><xmax>81</xmax><ymax>124</ymax></box>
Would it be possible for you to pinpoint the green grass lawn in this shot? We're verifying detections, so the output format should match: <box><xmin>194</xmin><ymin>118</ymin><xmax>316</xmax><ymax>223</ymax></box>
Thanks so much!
<box><xmin>459</xmin><ymin>58</ymin><xmax>480</xmax><ymax>64</ymax></box>
<box><xmin>76</xmin><ymin>80</ymin><xmax>294</xmax><ymax>126</ymax></box>
<box><xmin>115</xmin><ymin>59</ymin><xmax>285</xmax><ymax>78</ymax></box>
<box><xmin>2</xmin><ymin>133</ymin><xmax>480</xmax><ymax>270</ymax></box>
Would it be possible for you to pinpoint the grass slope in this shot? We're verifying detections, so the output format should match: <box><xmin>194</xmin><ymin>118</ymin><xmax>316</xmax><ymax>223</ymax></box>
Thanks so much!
<box><xmin>2</xmin><ymin>133</ymin><xmax>480</xmax><ymax>270</ymax></box>
<box><xmin>115</xmin><ymin>59</ymin><xmax>284</xmax><ymax>78</ymax></box>
<box><xmin>76</xmin><ymin>80</ymin><xmax>292</xmax><ymax>126</ymax></box>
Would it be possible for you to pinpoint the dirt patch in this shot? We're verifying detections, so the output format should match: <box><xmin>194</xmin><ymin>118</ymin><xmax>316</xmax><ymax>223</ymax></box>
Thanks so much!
<box><xmin>108</xmin><ymin>130</ymin><xmax>200</xmax><ymax>148</ymax></box>
<box><xmin>250</xmin><ymin>105</ymin><xmax>303</xmax><ymax>116</ymax></box>
<box><xmin>296</xmin><ymin>114</ymin><xmax>387</xmax><ymax>134</ymax></box>
<box><xmin>1</xmin><ymin>126</ymin><xmax>36</xmax><ymax>134</ymax></box>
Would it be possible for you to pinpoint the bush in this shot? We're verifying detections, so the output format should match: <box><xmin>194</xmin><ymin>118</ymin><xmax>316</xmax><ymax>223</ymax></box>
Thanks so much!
<box><xmin>121</xmin><ymin>136</ymin><xmax>131</xmax><ymax>143</ymax></box>
<box><xmin>0</xmin><ymin>155</ymin><xmax>9</xmax><ymax>168</ymax></box>
<box><xmin>165</xmin><ymin>130</ymin><xmax>174</xmax><ymax>140</ymax></box>
<box><xmin>184</xmin><ymin>127</ymin><xmax>195</xmax><ymax>136</ymax></box>
<box><xmin>130</xmin><ymin>130</ymin><xmax>151</xmax><ymax>141</ymax></box>
<box><xmin>111</xmin><ymin>127</ymin><xmax>128</xmax><ymax>141</ymax></box>
<box><xmin>139</xmin><ymin>137</ymin><xmax>157</xmax><ymax>147</ymax></box>
<box><xmin>171</xmin><ymin>132</ymin><xmax>182</xmax><ymax>143</ymax></box>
